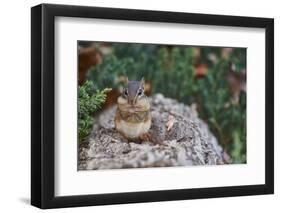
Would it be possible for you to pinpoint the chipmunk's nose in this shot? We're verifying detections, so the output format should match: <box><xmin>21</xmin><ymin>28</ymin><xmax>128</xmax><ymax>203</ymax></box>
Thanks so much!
<box><xmin>128</xmin><ymin>99</ymin><xmax>133</xmax><ymax>105</ymax></box>
<box><xmin>128</xmin><ymin>98</ymin><xmax>135</xmax><ymax>106</ymax></box>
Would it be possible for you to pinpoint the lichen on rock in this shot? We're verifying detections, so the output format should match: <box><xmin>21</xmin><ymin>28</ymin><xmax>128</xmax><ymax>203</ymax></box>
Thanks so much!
<box><xmin>79</xmin><ymin>94</ymin><xmax>224</xmax><ymax>170</ymax></box>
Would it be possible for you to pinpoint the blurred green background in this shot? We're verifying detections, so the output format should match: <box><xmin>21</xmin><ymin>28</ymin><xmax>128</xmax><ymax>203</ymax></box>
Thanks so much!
<box><xmin>78</xmin><ymin>42</ymin><xmax>246</xmax><ymax>163</ymax></box>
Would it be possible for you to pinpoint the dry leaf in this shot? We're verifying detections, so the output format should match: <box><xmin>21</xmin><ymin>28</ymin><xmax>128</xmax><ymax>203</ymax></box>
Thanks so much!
<box><xmin>166</xmin><ymin>115</ymin><xmax>175</xmax><ymax>132</ymax></box>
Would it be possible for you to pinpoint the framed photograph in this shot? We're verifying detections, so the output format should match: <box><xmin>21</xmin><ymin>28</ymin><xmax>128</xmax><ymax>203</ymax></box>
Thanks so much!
<box><xmin>31</xmin><ymin>3</ymin><xmax>274</xmax><ymax>209</ymax></box>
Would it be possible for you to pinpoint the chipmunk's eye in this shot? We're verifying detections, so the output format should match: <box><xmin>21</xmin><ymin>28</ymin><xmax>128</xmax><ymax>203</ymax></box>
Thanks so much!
<box><xmin>124</xmin><ymin>89</ymin><xmax>128</xmax><ymax>96</ymax></box>
<box><xmin>138</xmin><ymin>89</ymin><xmax>143</xmax><ymax>96</ymax></box>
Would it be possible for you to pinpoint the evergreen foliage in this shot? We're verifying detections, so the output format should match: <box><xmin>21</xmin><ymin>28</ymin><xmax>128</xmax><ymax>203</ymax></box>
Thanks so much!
<box><xmin>78</xmin><ymin>81</ymin><xmax>111</xmax><ymax>142</ymax></box>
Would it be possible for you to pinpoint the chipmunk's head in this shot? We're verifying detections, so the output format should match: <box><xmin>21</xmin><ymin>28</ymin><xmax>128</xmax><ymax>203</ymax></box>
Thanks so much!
<box><xmin>122</xmin><ymin>77</ymin><xmax>145</xmax><ymax>106</ymax></box>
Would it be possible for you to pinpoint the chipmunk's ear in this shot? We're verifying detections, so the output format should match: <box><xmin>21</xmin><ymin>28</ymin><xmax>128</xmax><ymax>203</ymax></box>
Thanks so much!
<box><xmin>125</xmin><ymin>76</ymin><xmax>129</xmax><ymax>85</ymax></box>
<box><xmin>140</xmin><ymin>77</ymin><xmax>145</xmax><ymax>87</ymax></box>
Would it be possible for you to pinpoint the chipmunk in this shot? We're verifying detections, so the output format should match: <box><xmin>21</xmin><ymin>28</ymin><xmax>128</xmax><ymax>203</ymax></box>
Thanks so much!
<box><xmin>115</xmin><ymin>77</ymin><xmax>152</xmax><ymax>141</ymax></box>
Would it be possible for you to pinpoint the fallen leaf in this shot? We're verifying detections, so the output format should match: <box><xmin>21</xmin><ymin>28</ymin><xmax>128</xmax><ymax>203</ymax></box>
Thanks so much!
<box><xmin>166</xmin><ymin>115</ymin><xmax>175</xmax><ymax>132</ymax></box>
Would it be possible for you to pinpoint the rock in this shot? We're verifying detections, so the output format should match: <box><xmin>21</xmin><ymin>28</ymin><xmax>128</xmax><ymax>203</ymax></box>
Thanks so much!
<box><xmin>79</xmin><ymin>94</ymin><xmax>224</xmax><ymax>170</ymax></box>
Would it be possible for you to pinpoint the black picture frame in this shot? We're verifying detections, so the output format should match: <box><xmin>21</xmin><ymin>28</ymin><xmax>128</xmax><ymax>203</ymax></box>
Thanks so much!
<box><xmin>31</xmin><ymin>3</ymin><xmax>274</xmax><ymax>209</ymax></box>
